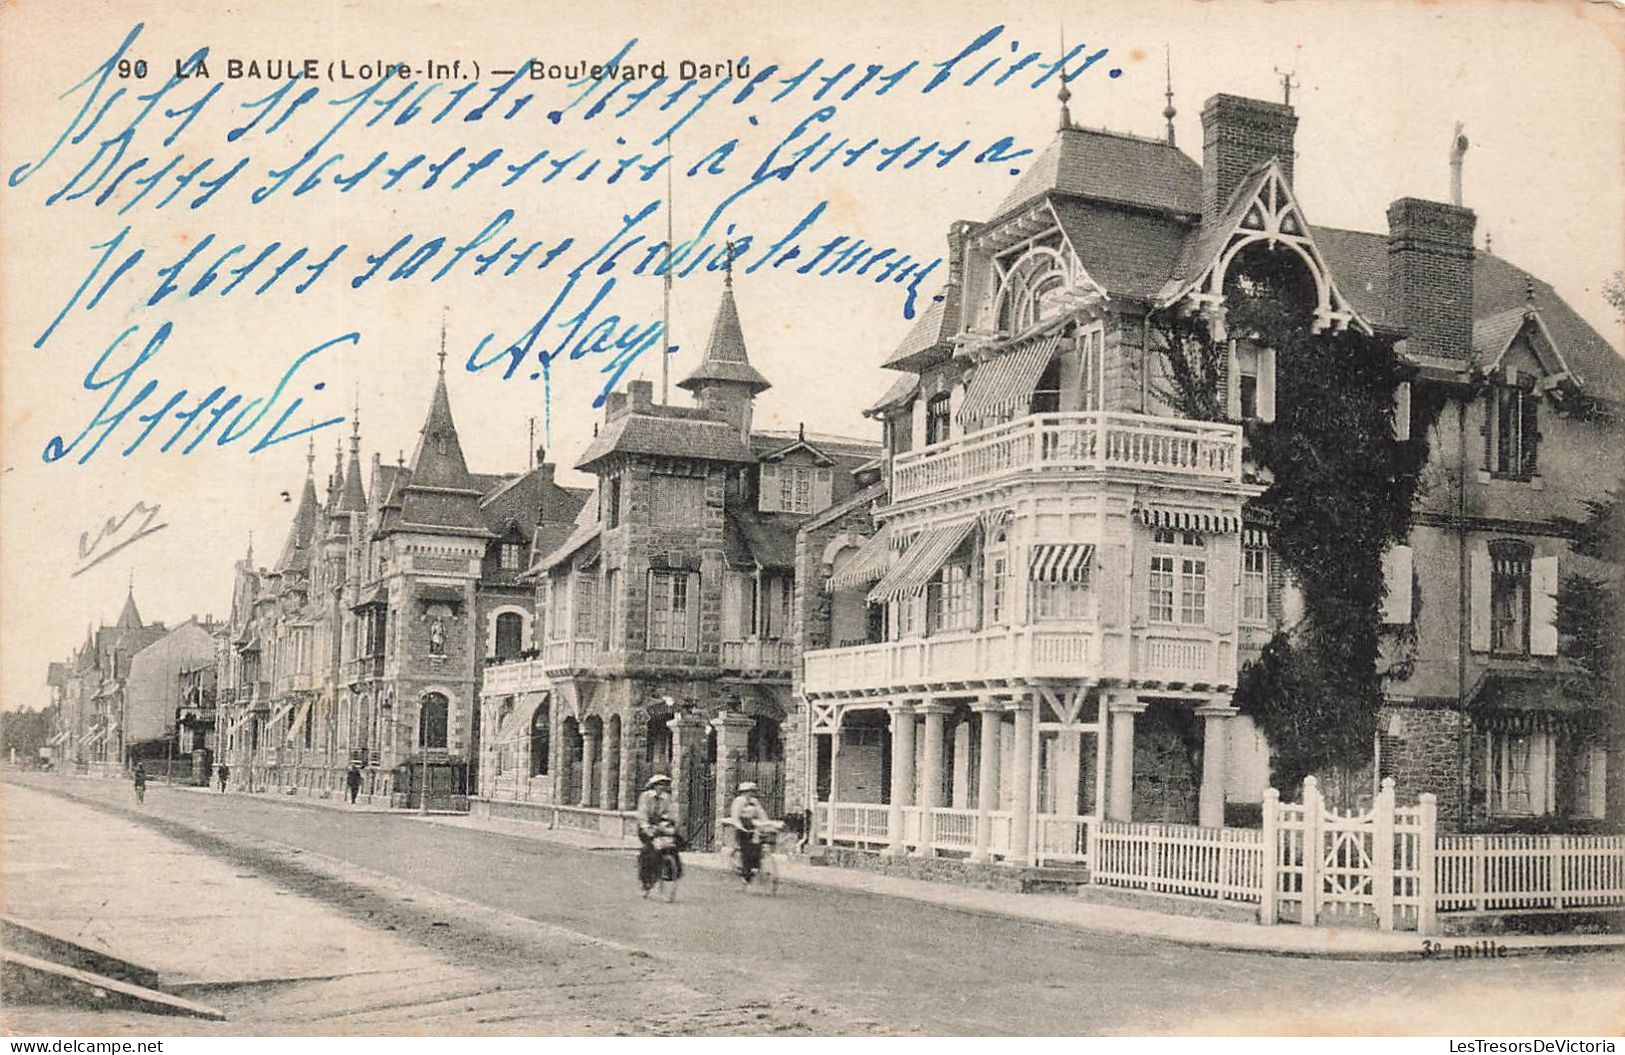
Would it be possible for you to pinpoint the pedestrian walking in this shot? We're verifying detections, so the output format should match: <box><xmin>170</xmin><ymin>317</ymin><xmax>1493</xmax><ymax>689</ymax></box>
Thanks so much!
<box><xmin>346</xmin><ymin>763</ymin><xmax>362</xmax><ymax>804</ymax></box>
<box><xmin>217</xmin><ymin>762</ymin><xmax>230</xmax><ymax>793</ymax></box>
<box><xmin>132</xmin><ymin>762</ymin><xmax>147</xmax><ymax>805</ymax></box>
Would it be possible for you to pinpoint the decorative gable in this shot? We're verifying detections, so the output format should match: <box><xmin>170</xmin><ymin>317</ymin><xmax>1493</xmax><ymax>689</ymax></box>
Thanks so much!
<box><xmin>1167</xmin><ymin>162</ymin><xmax>1370</xmax><ymax>337</ymax></box>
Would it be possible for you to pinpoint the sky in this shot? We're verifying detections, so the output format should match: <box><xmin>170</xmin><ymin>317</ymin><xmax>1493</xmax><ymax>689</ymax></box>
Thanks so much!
<box><xmin>1</xmin><ymin>0</ymin><xmax>1621</xmax><ymax>711</ymax></box>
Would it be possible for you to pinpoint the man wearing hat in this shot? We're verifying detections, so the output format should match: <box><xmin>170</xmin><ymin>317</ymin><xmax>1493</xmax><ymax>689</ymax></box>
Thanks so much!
<box><xmin>728</xmin><ymin>781</ymin><xmax>770</xmax><ymax>883</ymax></box>
<box><xmin>635</xmin><ymin>774</ymin><xmax>681</xmax><ymax>893</ymax></box>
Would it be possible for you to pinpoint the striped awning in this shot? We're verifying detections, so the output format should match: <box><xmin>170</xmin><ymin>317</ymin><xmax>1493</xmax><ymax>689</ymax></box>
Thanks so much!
<box><xmin>284</xmin><ymin>698</ymin><xmax>314</xmax><ymax>744</ymax></box>
<box><xmin>1492</xmin><ymin>552</ymin><xmax>1531</xmax><ymax>577</ymax></box>
<box><xmin>956</xmin><ymin>335</ymin><xmax>1061</xmax><ymax>426</ymax></box>
<box><xmin>48</xmin><ymin>729</ymin><xmax>69</xmax><ymax>746</ymax></box>
<box><xmin>829</xmin><ymin>526</ymin><xmax>896</xmax><ymax>591</ymax></box>
<box><xmin>268</xmin><ymin>700</ymin><xmax>295</xmax><ymax>729</ymax></box>
<box><xmin>1243</xmin><ymin>527</ymin><xmax>1270</xmax><ymax>548</ymax></box>
<box><xmin>226</xmin><ymin>709</ymin><xmax>255</xmax><ymax>736</ymax></box>
<box><xmin>1134</xmin><ymin>506</ymin><xmax>1240</xmax><ymax>534</ymax></box>
<box><xmin>867</xmin><ymin>520</ymin><xmax>977</xmax><ymax>604</ymax></box>
<box><xmin>80</xmin><ymin>726</ymin><xmax>106</xmax><ymax>748</ymax></box>
<box><xmin>1029</xmin><ymin>542</ymin><xmax>1094</xmax><ymax>583</ymax></box>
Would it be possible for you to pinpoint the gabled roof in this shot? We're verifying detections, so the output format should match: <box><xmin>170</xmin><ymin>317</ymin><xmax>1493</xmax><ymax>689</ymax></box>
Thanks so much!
<box><xmin>992</xmin><ymin>124</ymin><xmax>1201</xmax><ymax>221</ymax></box>
<box><xmin>678</xmin><ymin>279</ymin><xmax>771</xmax><ymax>393</ymax></box>
<box><xmin>574</xmin><ymin>410</ymin><xmax>755</xmax><ymax>471</ymax></box>
<box><xmin>1474</xmin><ymin>253</ymin><xmax>1625</xmax><ymax>404</ymax></box>
<box><xmin>478</xmin><ymin>464</ymin><xmax>590</xmax><ymax>539</ymax></box>
<box><xmin>755</xmin><ymin>435</ymin><xmax>835</xmax><ymax>467</ymax></box>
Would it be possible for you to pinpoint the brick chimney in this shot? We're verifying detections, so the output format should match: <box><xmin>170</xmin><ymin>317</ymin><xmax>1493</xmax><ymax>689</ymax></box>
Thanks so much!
<box><xmin>604</xmin><ymin>390</ymin><xmax>628</xmax><ymax>420</ymax></box>
<box><xmin>1386</xmin><ymin>197</ymin><xmax>1476</xmax><ymax>361</ymax></box>
<box><xmin>1201</xmin><ymin>94</ymin><xmax>1298</xmax><ymax>221</ymax></box>
<box><xmin>628</xmin><ymin>379</ymin><xmax>654</xmax><ymax>411</ymax></box>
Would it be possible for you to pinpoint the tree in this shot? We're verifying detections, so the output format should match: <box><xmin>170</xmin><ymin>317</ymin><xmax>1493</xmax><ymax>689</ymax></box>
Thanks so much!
<box><xmin>1150</xmin><ymin>244</ymin><xmax>1435</xmax><ymax>797</ymax></box>
<box><xmin>1553</xmin><ymin>493</ymin><xmax>1624</xmax><ymax>821</ymax></box>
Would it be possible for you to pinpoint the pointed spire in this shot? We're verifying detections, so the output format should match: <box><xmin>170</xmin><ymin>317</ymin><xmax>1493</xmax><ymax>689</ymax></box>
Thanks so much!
<box><xmin>274</xmin><ymin>458</ymin><xmax>321</xmax><ymax>575</ymax></box>
<box><xmin>339</xmin><ymin>400</ymin><xmax>367</xmax><ymax>514</ymax></box>
<box><xmin>1057</xmin><ymin>26</ymin><xmax>1073</xmax><ymax>131</ymax></box>
<box><xmin>385</xmin><ymin>335</ymin><xmax>486</xmax><ymax>537</ymax></box>
<box><xmin>677</xmin><ymin>272</ymin><xmax>771</xmax><ymax>395</ymax></box>
<box><xmin>1162</xmin><ymin>45</ymin><xmax>1177</xmax><ymax>146</ymax></box>
<box><xmin>115</xmin><ymin>583</ymin><xmax>143</xmax><ymax>629</ymax></box>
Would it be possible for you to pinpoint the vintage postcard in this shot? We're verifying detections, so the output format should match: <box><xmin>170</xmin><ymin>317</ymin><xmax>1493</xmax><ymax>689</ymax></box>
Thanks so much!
<box><xmin>1</xmin><ymin>0</ymin><xmax>1622</xmax><ymax>1041</ymax></box>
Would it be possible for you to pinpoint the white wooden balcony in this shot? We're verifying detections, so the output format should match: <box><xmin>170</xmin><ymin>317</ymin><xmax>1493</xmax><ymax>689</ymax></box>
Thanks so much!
<box><xmin>481</xmin><ymin>657</ymin><xmax>550</xmax><ymax>696</ymax></box>
<box><xmin>542</xmin><ymin>639</ymin><xmax>598</xmax><ymax>672</ymax></box>
<box><xmin>892</xmin><ymin>412</ymin><xmax>1243</xmax><ymax>505</ymax></box>
<box><xmin>819</xmin><ymin>803</ymin><xmax>1087</xmax><ymax>863</ymax></box>
<box><xmin>720</xmin><ymin>638</ymin><xmax>795</xmax><ymax>674</ymax></box>
<box><xmin>1133</xmin><ymin>626</ymin><xmax>1236</xmax><ymax>687</ymax></box>
<box><xmin>802</xmin><ymin>624</ymin><xmax>1093</xmax><ymax>696</ymax></box>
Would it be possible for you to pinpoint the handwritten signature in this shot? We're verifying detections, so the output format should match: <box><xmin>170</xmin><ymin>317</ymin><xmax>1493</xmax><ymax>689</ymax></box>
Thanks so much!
<box><xmin>73</xmin><ymin>500</ymin><xmax>169</xmax><ymax>577</ymax></box>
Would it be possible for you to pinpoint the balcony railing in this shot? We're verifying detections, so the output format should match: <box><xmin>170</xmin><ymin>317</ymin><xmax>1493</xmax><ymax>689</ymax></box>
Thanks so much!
<box><xmin>803</xmin><ymin>624</ymin><xmax>1092</xmax><ymax>696</ymax></box>
<box><xmin>543</xmin><ymin>638</ymin><xmax>598</xmax><ymax>671</ymax></box>
<box><xmin>720</xmin><ymin>638</ymin><xmax>795</xmax><ymax>673</ymax></box>
<box><xmin>481</xmin><ymin>657</ymin><xmax>550</xmax><ymax>696</ymax></box>
<box><xmin>892</xmin><ymin>412</ymin><xmax>1243</xmax><ymax>504</ymax></box>
<box><xmin>1133</xmin><ymin>627</ymin><xmax>1233</xmax><ymax>686</ymax></box>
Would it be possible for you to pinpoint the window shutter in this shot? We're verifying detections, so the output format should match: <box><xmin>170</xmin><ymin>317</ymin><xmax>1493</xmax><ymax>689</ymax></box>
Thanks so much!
<box><xmin>1224</xmin><ymin>341</ymin><xmax>1241</xmax><ymax>420</ymax></box>
<box><xmin>758</xmin><ymin>462</ymin><xmax>781</xmax><ymax>512</ymax></box>
<box><xmin>911</xmin><ymin>395</ymin><xmax>927</xmax><ymax>448</ymax></box>
<box><xmin>1468</xmin><ymin>543</ymin><xmax>1492</xmax><ymax>652</ymax></box>
<box><xmin>1529</xmin><ymin>554</ymin><xmax>1558</xmax><ymax>656</ymax></box>
<box><xmin>1520</xmin><ymin>394</ymin><xmax>1540</xmax><ymax>476</ymax></box>
<box><xmin>1481</xmin><ymin>394</ymin><xmax>1494</xmax><ymax>471</ymax></box>
<box><xmin>1257</xmin><ymin>347</ymin><xmax>1277</xmax><ymax>423</ymax></box>
<box><xmin>1381</xmin><ymin>544</ymin><xmax>1413</xmax><ymax>624</ymax></box>
<box><xmin>813</xmin><ymin>467</ymin><xmax>834</xmax><ymax>512</ymax></box>
<box><xmin>1392</xmin><ymin>381</ymin><xmax>1411</xmax><ymax>441</ymax></box>
<box><xmin>687</xmin><ymin>571</ymin><xmax>702</xmax><ymax>647</ymax></box>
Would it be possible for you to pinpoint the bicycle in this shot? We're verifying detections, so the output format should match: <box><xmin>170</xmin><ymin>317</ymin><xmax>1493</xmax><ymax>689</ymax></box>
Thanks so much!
<box><xmin>727</xmin><ymin>820</ymin><xmax>782</xmax><ymax>895</ymax></box>
<box><xmin>640</xmin><ymin>825</ymin><xmax>683</xmax><ymax>902</ymax></box>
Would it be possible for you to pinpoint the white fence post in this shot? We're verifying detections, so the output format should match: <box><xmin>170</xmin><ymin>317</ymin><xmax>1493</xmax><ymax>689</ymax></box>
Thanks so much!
<box><xmin>1259</xmin><ymin>787</ymin><xmax>1279</xmax><ymax>925</ymax></box>
<box><xmin>1418</xmin><ymin>792</ymin><xmax>1438</xmax><ymax>936</ymax></box>
<box><xmin>1551</xmin><ymin>835</ymin><xmax>1566</xmax><ymax>911</ymax></box>
<box><xmin>1302</xmin><ymin>775</ymin><xmax>1322</xmax><ymax>927</ymax></box>
<box><xmin>1374</xmin><ymin>777</ymin><xmax>1396</xmax><ymax>931</ymax></box>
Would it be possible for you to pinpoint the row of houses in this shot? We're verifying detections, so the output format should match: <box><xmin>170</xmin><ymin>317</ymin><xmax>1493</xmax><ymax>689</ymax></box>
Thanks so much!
<box><xmin>46</xmin><ymin>89</ymin><xmax>1622</xmax><ymax>867</ymax></box>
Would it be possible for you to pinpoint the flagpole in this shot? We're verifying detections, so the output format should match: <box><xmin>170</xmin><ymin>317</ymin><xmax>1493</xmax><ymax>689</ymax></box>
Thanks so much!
<box><xmin>662</xmin><ymin>137</ymin><xmax>674</xmax><ymax>406</ymax></box>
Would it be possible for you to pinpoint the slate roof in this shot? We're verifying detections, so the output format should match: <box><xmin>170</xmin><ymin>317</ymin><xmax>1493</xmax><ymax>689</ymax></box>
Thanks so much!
<box><xmin>725</xmin><ymin>509</ymin><xmax>799</xmax><ymax>570</ymax></box>
<box><xmin>864</xmin><ymin>374</ymin><xmax>919</xmax><ymax>416</ymax></box>
<box><xmin>478</xmin><ymin>466</ymin><xmax>589</xmax><ymax>539</ymax></box>
<box><xmin>114</xmin><ymin>588</ymin><xmax>144</xmax><ymax>629</ymax></box>
<box><xmin>993</xmin><ymin>125</ymin><xmax>1202</xmax><ymax>221</ymax></box>
<box><xmin>390</xmin><ymin>367</ymin><xmax>490</xmax><ymax>536</ymax></box>
<box><xmin>574</xmin><ymin>410</ymin><xmax>755</xmax><ymax>471</ymax></box>
<box><xmin>881</xmin><ymin>283</ymin><xmax>961</xmax><ymax>371</ymax></box>
<box><xmin>678</xmin><ymin>281</ymin><xmax>771</xmax><ymax>393</ymax></box>
<box><xmin>273</xmin><ymin>473</ymin><xmax>319</xmax><ymax>574</ymax></box>
<box><xmin>1472</xmin><ymin>307</ymin><xmax>1531</xmax><ymax>365</ymax></box>
<box><xmin>1051</xmin><ymin>198</ymin><xmax>1193</xmax><ymax>301</ymax></box>
<box><xmin>1309</xmin><ymin>230</ymin><xmax>1625</xmax><ymax>402</ymax></box>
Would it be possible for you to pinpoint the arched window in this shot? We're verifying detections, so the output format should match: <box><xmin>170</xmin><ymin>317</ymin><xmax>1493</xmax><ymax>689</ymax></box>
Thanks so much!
<box><xmin>495</xmin><ymin>612</ymin><xmax>524</xmax><ymax>659</ymax></box>
<box><xmin>419</xmin><ymin>692</ymin><xmax>449</xmax><ymax>750</ymax></box>
<box><xmin>997</xmin><ymin>250</ymin><xmax>1067</xmax><ymax>334</ymax></box>
<box><xmin>529</xmin><ymin>698</ymin><xmax>550</xmax><ymax>777</ymax></box>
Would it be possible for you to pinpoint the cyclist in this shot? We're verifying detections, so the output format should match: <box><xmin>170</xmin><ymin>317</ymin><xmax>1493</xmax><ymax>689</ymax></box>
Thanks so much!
<box><xmin>132</xmin><ymin>761</ymin><xmax>147</xmax><ymax>805</ymax></box>
<box><xmin>727</xmin><ymin>781</ymin><xmax>771</xmax><ymax>884</ymax></box>
<box><xmin>635</xmin><ymin>774</ymin><xmax>682</xmax><ymax>896</ymax></box>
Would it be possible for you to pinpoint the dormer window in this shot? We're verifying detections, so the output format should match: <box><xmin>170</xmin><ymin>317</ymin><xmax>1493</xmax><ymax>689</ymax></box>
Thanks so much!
<box><xmin>499</xmin><ymin>543</ymin><xmax>524</xmax><ymax>571</ymax></box>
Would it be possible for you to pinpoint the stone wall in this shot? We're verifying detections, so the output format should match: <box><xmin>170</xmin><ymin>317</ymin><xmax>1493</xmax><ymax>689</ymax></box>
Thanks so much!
<box><xmin>1379</xmin><ymin>703</ymin><xmax>1469</xmax><ymax>828</ymax></box>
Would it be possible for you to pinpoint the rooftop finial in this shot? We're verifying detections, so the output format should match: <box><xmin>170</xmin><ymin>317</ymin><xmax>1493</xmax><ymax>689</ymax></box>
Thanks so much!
<box><xmin>724</xmin><ymin>238</ymin><xmax>735</xmax><ymax>289</ymax></box>
<box><xmin>306</xmin><ymin>431</ymin><xmax>316</xmax><ymax>475</ymax></box>
<box><xmin>1485</xmin><ymin>231</ymin><xmax>1494</xmax><ymax>255</ymax></box>
<box><xmin>1057</xmin><ymin>25</ymin><xmax>1073</xmax><ymax>131</ymax></box>
<box><xmin>437</xmin><ymin>309</ymin><xmax>448</xmax><ymax>375</ymax></box>
<box><xmin>1525</xmin><ymin>278</ymin><xmax>1536</xmax><ymax>309</ymax></box>
<box><xmin>351</xmin><ymin>388</ymin><xmax>362</xmax><ymax>450</ymax></box>
<box><xmin>1162</xmin><ymin>45</ymin><xmax>1177</xmax><ymax>146</ymax></box>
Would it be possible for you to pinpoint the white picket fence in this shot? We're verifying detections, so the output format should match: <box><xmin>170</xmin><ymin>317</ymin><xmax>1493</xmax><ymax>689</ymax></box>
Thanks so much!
<box><xmin>1089</xmin><ymin>776</ymin><xmax>1625</xmax><ymax>933</ymax></box>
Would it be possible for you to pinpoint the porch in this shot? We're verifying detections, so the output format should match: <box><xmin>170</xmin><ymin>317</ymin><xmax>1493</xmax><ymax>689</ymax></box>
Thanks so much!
<box><xmin>809</xmin><ymin>691</ymin><xmax>1242</xmax><ymax>867</ymax></box>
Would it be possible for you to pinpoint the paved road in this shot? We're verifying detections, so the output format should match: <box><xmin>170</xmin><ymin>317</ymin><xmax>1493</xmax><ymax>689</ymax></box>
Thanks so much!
<box><xmin>7</xmin><ymin>775</ymin><xmax>1622</xmax><ymax>1035</ymax></box>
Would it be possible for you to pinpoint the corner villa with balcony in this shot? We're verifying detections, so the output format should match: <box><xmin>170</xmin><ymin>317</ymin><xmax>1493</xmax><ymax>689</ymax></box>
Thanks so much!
<box><xmin>795</xmin><ymin>86</ymin><xmax>1625</xmax><ymax>895</ymax></box>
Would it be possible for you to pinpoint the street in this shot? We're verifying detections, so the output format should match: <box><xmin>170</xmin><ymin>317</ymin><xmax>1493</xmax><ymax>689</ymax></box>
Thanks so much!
<box><xmin>4</xmin><ymin>774</ymin><xmax>1622</xmax><ymax>1036</ymax></box>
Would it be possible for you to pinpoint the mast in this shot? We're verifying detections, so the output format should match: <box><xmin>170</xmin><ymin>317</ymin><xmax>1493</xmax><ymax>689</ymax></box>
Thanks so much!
<box><xmin>662</xmin><ymin>138</ymin><xmax>674</xmax><ymax>405</ymax></box>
